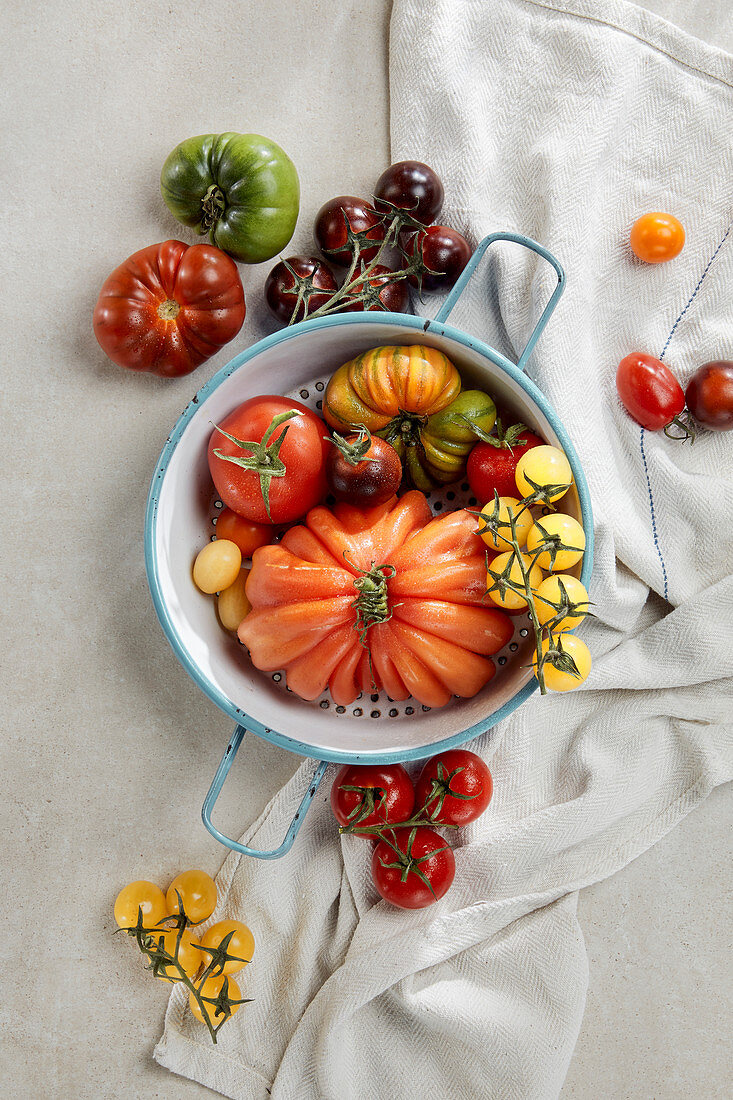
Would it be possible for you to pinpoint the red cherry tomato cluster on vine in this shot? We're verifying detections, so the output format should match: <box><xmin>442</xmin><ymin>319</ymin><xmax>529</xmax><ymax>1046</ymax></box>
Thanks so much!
<box><xmin>330</xmin><ymin>749</ymin><xmax>493</xmax><ymax>909</ymax></box>
<box><xmin>616</xmin><ymin>214</ymin><xmax>732</xmax><ymax>437</ymax></box>
<box><xmin>265</xmin><ymin>160</ymin><xmax>472</xmax><ymax>326</ymax></box>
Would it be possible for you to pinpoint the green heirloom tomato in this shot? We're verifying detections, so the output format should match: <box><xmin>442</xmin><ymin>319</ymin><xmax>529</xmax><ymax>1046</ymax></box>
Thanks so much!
<box><xmin>407</xmin><ymin>389</ymin><xmax>497</xmax><ymax>489</ymax></box>
<box><xmin>160</xmin><ymin>132</ymin><xmax>300</xmax><ymax>264</ymax></box>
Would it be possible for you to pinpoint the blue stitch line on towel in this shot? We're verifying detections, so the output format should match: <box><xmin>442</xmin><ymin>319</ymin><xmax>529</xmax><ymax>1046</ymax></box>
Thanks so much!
<box><xmin>639</xmin><ymin>424</ymin><xmax>669</xmax><ymax>599</ymax></box>
<box><xmin>640</xmin><ymin>224</ymin><xmax>731</xmax><ymax>601</ymax></box>
<box><xmin>659</xmin><ymin>226</ymin><xmax>731</xmax><ymax>362</ymax></box>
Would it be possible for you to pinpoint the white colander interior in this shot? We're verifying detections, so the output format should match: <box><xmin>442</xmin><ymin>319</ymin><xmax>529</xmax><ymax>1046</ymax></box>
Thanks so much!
<box><xmin>151</xmin><ymin>319</ymin><xmax>583</xmax><ymax>758</ymax></box>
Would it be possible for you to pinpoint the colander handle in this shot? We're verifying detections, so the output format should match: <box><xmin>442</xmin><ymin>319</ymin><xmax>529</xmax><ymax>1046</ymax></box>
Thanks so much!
<box><xmin>432</xmin><ymin>231</ymin><xmax>565</xmax><ymax>372</ymax></box>
<box><xmin>202</xmin><ymin>725</ymin><xmax>329</xmax><ymax>859</ymax></box>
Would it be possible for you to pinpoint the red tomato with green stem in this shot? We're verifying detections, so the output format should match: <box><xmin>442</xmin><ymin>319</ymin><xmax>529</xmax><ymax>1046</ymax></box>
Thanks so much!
<box><xmin>466</xmin><ymin>422</ymin><xmax>545</xmax><ymax>500</ymax></box>
<box><xmin>616</xmin><ymin>352</ymin><xmax>689</xmax><ymax>434</ymax></box>
<box><xmin>208</xmin><ymin>396</ymin><xmax>329</xmax><ymax>524</ymax></box>
<box><xmin>331</xmin><ymin>763</ymin><xmax>415</xmax><ymax>834</ymax></box>
<box><xmin>93</xmin><ymin>240</ymin><xmax>246</xmax><ymax>378</ymax></box>
<box><xmin>414</xmin><ymin>749</ymin><xmax>493</xmax><ymax>827</ymax></box>
<box><xmin>371</xmin><ymin>826</ymin><xmax>455</xmax><ymax>908</ymax></box>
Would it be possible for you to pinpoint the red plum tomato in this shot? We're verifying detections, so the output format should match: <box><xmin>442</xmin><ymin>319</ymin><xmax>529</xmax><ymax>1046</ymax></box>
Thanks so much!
<box><xmin>616</xmin><ymin>352</ymin><xmax>685</xmax><ymax>431</ymax></box>
<box><xmin>415</xmin><ymin>749</ymin><xmax>493</xmax><ymax>827</ymax></box>
<box><xmin>374</xmin><ymin>161</ymin><xmax>445</xmax><ymax>225</ymax></box>
<box><xmin>331</xmin><ymin>763</ymin><xmax>415</xmax><ymax>834</ymax></box>
<box><xmin>314</xmin><ymin>196</ymin><xmax>385</xmax><ymax>266</ymax></box>
<box><xmin>685</xmin><ymin>361</ymin><xmax>733</xmax><ymax>431</ymax></box>
<box><xmin>371</xmin><ymin>827</ymin><xmax>455</xmax><ymax>908</ymax></box>
<box><xmin>407</xmin><ymin>225</ymin><xmax>472</xmax><ymax>293</ymax></box>
<box><xmin>265</xmin><ymin>256</ymin><xmax>337</xmax><ymax>324</ymax></box>
<box><xmin>208</xmin><ymin>396</ymin><xmax>329</xmax><ymax>525</ymax></box>
<box><xmin>93</xmin><ymin>240</ymin><xmax>245</xmax><ymax>378</ymax></box>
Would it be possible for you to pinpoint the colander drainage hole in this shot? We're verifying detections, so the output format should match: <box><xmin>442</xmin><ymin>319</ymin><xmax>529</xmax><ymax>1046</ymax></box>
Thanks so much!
<box><xmin>353</xmin><ymin>708</ymin><xmax>363</xmax><ymax>716</ymax></box>
<box><xmin>405</xmin><ymin>706</ymin><xmax>414</xmax><ymax>715</ymax></box>
<box><xmin>498</xmin><ymin>656</ymin><xmax>507</xmax><ymax>666</ymax></box>
<box><xmin>300</xmin><ymin>388</ymin><xmax>309</xmax><ymax>399</ymax></box>
<box><xmin>370</xmin><ymin>693</ymin><xmax>379</xmax><ymax>702</ymax></box>
<box><xmin>272</xmin><ymin>673</ymin><xmax>282</xmax><ymax>682</ymax></box>
<box><xmin>320</xmin><ymin>700</ymin><xmax>329</xmax><ymax>709</ymax></box>
<box><xmin>389</xmin><ymin>708</ymin><xmax>398</xmax><ymax>717</ymax></box>
<box><xmin>371</xmin><ymin>710</ymin><xmax>380</xmax><ymax>718</ymax></box>
<box><xmin>519</xmin><ymin>628</ymin><xmax>529</xmax><ymax>637</ymax></box>
<box><xmin>336</xmin><ymin>706</ymin><xmax>346</xmax><ymax>714</ymax></box>
<box><xmin>315</xmin><ymin>381</ymin><xmax>324</xmax><ymax>391</ymax></box>
<box><xmin>509</xmin><ymin>643</ymin><xmax>518</xmax><ymax>652</ymax></box>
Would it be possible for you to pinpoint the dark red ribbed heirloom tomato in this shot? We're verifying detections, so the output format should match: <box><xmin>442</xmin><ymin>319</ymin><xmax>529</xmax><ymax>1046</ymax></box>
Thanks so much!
<box><xmin>93</xmin><ymin>240</ymin><xmax>245</xmax><ymax>377</ymax></box>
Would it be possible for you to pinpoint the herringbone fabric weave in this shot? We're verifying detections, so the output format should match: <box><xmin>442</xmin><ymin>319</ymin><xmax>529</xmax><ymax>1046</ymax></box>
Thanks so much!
<box><xmin>155</xmin><ymin>2</ymin><xmax>733</xmax><ymax>1096</ymax></box>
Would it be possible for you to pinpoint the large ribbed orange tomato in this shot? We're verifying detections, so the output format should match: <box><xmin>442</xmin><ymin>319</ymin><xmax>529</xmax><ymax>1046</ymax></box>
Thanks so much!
<box><xmin>323</xmin><ymin>345</ymin><xmax>461</xmax><ymax>433</ymax></box>
<box><xmin>237</xmin><ymin>491</ymin><xmax>513</xmax><ymax>708</ymax></box>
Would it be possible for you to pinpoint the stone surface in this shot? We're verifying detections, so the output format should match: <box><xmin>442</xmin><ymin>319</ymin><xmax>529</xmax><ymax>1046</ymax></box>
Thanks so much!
<box><xmin>1</xmin><ymin>1</ymin><xmax>730</xmax><ymax>1097</ymax></box>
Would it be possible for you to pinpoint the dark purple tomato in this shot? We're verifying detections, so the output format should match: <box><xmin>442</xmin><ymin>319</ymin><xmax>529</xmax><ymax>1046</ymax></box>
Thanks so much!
<box><xmin>314</xmin><ymin>196</ymin><xmax>385</xmax><ymax>266</ymax></box>
<box><xmin>374</xmin><ymin>161</ymin><xmax>444</xmax><ymax>225</ymax></box>
<box><xmin>343</xmin><ymin>265</ymin><xmax>410</xmax><ymax>314</ymax></box>
<box><xmin>407</xmin><ymin>225</ymin><xmax>472</xmax><ymax>292</ymax></box>
<box><xmin>265</xmin><ymin>256</ymin><xmax>338</xmax><ymax>324</ymax></box>
<box><xmin>326</xmin><ymin>431</ymin><xmax>403</xmax><ymax>505</ymax></box>
<box><xmin>685</xmin><ymin>361</ymin><xmax>733</xmax><ymax>431</ymax></box>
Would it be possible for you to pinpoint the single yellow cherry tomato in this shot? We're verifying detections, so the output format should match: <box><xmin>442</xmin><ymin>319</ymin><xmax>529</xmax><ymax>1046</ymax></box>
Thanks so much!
<box><xmin>200</xmin><ymin>920</ymin><xmax>255</xmax><ymax>976</ymax></box>
<box><xmin>526</xmin><ymin>513</ymin><xmax>586</xmax><ymax>571</ymax></box>
<box><xmin>630</xmin><ymin>212</ymin><xmax>685</xmax><ymax>264</ymax></box>
<box><xmin>535</xmin><ymin>574</ymin><xmax>590</xmax><ymax>632</ymax></box>
<box><xmin>193</xmin><ymin>540</ymin><xmax>242</xmax><ymax>594</ymax></box>
<box><xmin>533</xmin><ymin>634</ymin><xmax>591</xmax><ymax>691</ymax></box>
<box><xmin>148</xmin><ymin>927</ymin><xmax>202</xmax><ymax>982</ymax></box>
<box><xmin>189</xmin><ymin>973</ymin><xmax>243</xmax><ymax>1028</ymax></box>
<box><xmin>478</xmin><ymin>495</ymin><xmax>532</xmax><ymax>551</ymax></box>
<box><xmin>167</xmin><ymin>870</ymin><xmax>218</xmax><ymax>924</ymax></box>
<box><xmin>515</xmin><ymin>446</ymin><xmax>573</xmax><ymax>504</ymax></box>
<box><xmin>114</xmin><ymin>880</ymin><xmax>168</xmax><ymax>931</ymax></box>
<box><xmin>487</xmin><ymin>551</ymin><xmax>543</xmax><ymax>610</ymax></box>
<box><xmin>217</xmin><ymin>569</ymin><xmax>252</xmax><ymax>632</ymax></box>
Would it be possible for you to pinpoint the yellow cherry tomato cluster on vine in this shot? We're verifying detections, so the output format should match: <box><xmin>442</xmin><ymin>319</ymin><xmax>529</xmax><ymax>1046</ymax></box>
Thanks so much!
<box><xmin>477</xmin><ymin>445</ymin><xmax>592</xmax><ymax>693</ymax></box>
<box><xmin>114</xmin><ymin>870</ymin><xmax>255</xmax><ymax>1039</ymax></box>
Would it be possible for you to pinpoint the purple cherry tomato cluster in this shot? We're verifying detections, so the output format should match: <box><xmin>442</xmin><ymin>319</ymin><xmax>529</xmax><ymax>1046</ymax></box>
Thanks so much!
<box><xmin>264</xmin><ymin>161</ymin><xmax>472</xmax><ymax>326</ymax></box>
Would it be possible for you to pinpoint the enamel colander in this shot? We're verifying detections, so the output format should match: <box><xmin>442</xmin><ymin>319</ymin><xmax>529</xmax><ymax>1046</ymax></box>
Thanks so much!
<box><xmin>145</xmin><ymin>232</ymin><xmax>593</xmax><ymax>859</ymax></box>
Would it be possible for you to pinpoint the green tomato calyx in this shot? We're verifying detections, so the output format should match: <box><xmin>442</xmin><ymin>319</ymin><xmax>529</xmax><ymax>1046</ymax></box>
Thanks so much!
<box><xmin>201</xmin><ymin>183</ymin><xmax>226</xmax><ymax>232</ymax></box>
<box><xmin>212</xmin><ymin>409</ymin><xmax>302</xmax><ymax>520</ymax></box>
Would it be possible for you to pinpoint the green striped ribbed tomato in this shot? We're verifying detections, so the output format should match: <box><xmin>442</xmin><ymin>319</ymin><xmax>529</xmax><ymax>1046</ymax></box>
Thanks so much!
<box><xmin>407</xmin><ymin>389</ymin><xmax>497</xmax><ymax>489</ymax></box>
<box><xmin>323</xmin><ymin>346</ymin><xmax>495</xmax><ymax>489</ymax></box>
<box><xmin>160</xmin><ymin>132</ymin><xmax>299</xmax><ymax>264</ymax></box>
